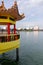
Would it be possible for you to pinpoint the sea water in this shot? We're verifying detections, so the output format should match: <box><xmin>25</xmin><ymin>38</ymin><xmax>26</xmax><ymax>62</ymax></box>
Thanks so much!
<box><xmin>0</xmin><ymin>31</ymin><xmax>43</xmax><ymax>65</ymax></box>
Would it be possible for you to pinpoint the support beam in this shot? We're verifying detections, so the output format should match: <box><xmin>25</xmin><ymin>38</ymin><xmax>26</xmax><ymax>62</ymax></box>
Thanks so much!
<box><xmin>14</xmin><ymin>24</ymin><xmax>19</xmax><ymax>62</ymax></box>
<box><xmin>16</xmin><ymin>48</ymin><xmax>19</xmax><ymax>62</ymax></box>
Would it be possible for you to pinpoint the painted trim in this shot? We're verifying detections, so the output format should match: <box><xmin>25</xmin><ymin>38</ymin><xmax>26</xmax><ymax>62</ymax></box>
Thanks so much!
<box><xmin>0</xmin><ymin>16</ymin><xmax>16</xmax><ymax>24</ymax></box>
<box><xmin>0</xmin><ymin>39</ymin><xmax>20</xmax><ymax>54</ymax></box>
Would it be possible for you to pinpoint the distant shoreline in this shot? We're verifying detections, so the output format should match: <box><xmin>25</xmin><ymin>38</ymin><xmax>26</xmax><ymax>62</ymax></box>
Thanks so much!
<box><xmin>16</xmin><ymin>29</ymin><xmax>43</xmax><ymax>31</ymax></box>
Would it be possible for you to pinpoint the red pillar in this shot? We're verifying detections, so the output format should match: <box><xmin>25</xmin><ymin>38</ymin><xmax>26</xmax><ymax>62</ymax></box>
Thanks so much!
<box><xmin>7</xmin><ymin>23</ymin><xmax>10</xmax><ymax>41</ymax></box>
<box><xmin>14</xmin><ymin>24</ymin><xmax>16</xmax><ymax>34</ymax></box>
<box><xmin>7</xmin><ymin>23</ymin><xmax>10</xmax><ymax>34</ymax></box>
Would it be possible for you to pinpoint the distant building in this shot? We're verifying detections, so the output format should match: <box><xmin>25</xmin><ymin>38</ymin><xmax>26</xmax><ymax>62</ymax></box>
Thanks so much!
<box><xmin>33</xmin><ymin>26</ymin><xmax>39</xmax><ymax>30</ymax></box>
<box><xmin>26</xmin><ymin>27</ymin><xmax>29</xmax><ymax>30</ymax></box>
<box><xmin>29</xmin><ymin>27</ymin><xmax>33</xmax><ymax>30</ymax></box>
<box><xmin>17</xmin><ymin>28</ymin><xmax>23</xmax><ymax>31</ymax></box>
<box><xmin>17</xmin><ymin>28</ymin><xmax>21</xmax><ymax>30</ymax></box>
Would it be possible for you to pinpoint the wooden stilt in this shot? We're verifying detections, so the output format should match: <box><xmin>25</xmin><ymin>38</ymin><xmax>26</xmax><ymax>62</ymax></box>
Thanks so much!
<box><xmin>16</xmin><ymin>48</ymin><xmax>19</xmax><ymax>62</ymax></box>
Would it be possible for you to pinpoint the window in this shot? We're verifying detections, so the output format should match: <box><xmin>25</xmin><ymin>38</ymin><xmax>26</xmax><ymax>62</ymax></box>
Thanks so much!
<box><xmin>0</xmin><ymin>16</ymin><xmax>7</xmax><ymax>19</ymax></box>
<box><xmin>9</xmin><ymin>17</ymin><xmax>15</xmax><ymax>21</ymax></box>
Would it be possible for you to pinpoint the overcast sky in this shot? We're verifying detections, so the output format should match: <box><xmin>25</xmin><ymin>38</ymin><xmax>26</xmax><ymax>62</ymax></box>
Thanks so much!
<box><xmin>0</xmin><ymin>0</ymin><xmax>43</xmax><ymax>28</ymax></box>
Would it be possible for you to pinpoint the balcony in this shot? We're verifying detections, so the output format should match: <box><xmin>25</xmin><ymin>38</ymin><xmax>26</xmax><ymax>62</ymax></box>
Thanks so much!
<box><xmin>0</xmin><ymin>34</ymin><xmax>20</xmax><ymax>42</ymax></box>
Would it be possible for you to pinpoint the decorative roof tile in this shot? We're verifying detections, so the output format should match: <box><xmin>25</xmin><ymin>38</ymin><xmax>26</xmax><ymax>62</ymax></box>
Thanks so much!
<box><xmin>0</xmin><ymin>1</ymin><xmax>25</xmax><ymax>21</ymax></box>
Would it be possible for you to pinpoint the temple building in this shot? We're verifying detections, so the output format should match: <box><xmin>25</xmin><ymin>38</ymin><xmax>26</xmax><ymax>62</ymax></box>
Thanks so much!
<box><xmin>0</xmin><ymin>0</ymin><xmax>25</xmax><ymax>61</ymax></box>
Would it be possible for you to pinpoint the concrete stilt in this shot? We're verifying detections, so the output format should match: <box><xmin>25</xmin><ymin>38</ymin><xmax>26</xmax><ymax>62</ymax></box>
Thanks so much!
<box><xmin>16</xmin><ymin>48</ymin><xmax>19</xmax><ymax>62</ymax></box>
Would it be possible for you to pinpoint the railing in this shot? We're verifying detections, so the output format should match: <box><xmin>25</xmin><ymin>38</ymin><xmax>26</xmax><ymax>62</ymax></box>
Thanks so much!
<box><xmin>0</xmin><ymin>34</ymin><xmax>20</xmax><ymax>42</ymax></box>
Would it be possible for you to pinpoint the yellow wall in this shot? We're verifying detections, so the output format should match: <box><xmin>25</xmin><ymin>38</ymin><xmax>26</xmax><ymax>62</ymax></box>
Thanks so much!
<box><xmin>0</xmin><ymin>39</ymin><xmax>20</xmax><ymax>54</ymax></box>
<box><xmin>0</xmin><ymin>16</ymin><xmax>16</xmax><ymax>24</ymax></box>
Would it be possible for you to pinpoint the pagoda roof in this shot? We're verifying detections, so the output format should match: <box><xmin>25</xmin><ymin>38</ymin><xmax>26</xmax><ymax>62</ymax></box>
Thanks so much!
<box><xmin>0</xmin><ymin>1</ymin><xmax>25</xmax><ymax>21</ymax></box>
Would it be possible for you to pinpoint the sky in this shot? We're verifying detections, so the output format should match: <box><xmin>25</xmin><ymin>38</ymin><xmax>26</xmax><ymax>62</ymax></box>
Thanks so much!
<box><xmin>0</xmin><ymin>0</ymin><xmax>43</xmax><ymax>29</ymax></box>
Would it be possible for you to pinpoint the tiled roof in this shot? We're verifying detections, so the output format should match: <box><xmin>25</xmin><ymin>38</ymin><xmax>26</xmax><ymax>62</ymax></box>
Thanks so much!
<box><xmin>0</xmin><ymin>1</ymin><xmax>25</xmax><ymax>21</ymax></box>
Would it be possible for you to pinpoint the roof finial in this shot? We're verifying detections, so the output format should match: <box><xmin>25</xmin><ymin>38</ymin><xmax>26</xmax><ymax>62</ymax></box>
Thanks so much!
<box><xmin>2</xmin><ymin>0</ymin><xmax>4</xmax><ymax>7</ymax></box>
<box><xmin>0</xmin><ymin>0</ymin><xmax>6</xmax><ymax>11</ymax></box>
<box><xmin>12</xmin><ymin>0</ymin><xmax>18</xmax><ymax>8</ymax></box>
<box><xmin>2</xmin><ymin>0</ymin><xmax>4</xmax><ymax>1</ymax></box>
<box><xmin>14</xmin><ymin>0</ymin><xmax>17</xmax><ymax>5</ymax></box>
<box><xmin>2</xmin><ymin>0</ymin><xmax>4</xmax><ymax>3</ymax></box>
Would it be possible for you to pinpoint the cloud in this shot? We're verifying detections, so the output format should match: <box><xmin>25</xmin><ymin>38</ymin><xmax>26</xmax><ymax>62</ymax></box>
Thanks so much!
<box><xmin>29</xmin><ymin>0</ymin><xmax>43</xmax><ymax>4</ymax></box>
<box><xmin>17</xmin><ymin>0</ymin><xmax>43</xmax><ymax>14</ymax></box>
<box><xmin>23</xmin><ymin>0</ymin><xmax>43</xmax><ymax>7</ymax></box>
<box><xmin>17</xmin><ymin>0</ymin><xmax>21</xmax><ymax>5</ymax></box>
<box><xmin>16</xmin><ymin>0</ymin><xmax>43</xmax><ymax>28</ymax></box>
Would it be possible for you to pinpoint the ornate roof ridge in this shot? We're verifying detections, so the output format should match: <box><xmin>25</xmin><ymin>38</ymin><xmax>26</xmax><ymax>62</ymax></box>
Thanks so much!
<box><xmin>0</xmin><ymin>0</ymin><xmax>25</xmax><ymax>21</ymax></box>
<box><xmin>0</xmin><ymin>0</ymin><xmax>6</xmax><ymax>11</ymax></box>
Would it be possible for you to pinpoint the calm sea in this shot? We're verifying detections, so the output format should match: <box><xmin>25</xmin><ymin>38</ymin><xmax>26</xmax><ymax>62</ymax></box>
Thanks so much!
<box><xmin>0</xmin><ymin>31</ymin><xmax>43</xmax><ymax>65</ymax></box>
